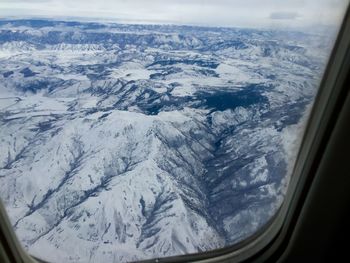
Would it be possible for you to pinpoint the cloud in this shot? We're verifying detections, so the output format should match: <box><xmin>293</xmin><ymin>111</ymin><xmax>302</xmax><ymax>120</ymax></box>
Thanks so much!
<box><xmin>269</xmin><ymin>12</ymin><xmax>300</xmax><ymax>20</ymax></box>
<box><xmin>0</xmin><ymin>0</ymin><xmax>347</xmax><ymax>29</ymax></box>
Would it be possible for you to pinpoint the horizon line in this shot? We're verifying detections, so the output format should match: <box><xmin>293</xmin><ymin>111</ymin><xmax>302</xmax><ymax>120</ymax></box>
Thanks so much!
<box><xmin>0</xmin><ymin>15</ymin><xmax>337</xmax><ymax>34</ymax></box>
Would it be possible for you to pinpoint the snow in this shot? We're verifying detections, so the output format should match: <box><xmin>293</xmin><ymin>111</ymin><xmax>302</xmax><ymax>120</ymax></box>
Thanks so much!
<box><xmin>111</xmin><ymin>62</ymin><xmax>152</xmax><ymax>81</ymax></box>
<box><xmin>170</xmin><ymin>84</ymin><xmax>196</xmax><ymax>97</ymax></box>
<box><xmin>0</xmin><ymin>19</ymin><xmax>329</xmax><ymax>263</ymax></box>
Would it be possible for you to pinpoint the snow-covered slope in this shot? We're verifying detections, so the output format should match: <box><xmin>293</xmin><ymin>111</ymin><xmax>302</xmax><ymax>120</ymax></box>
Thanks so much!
<box><xmin>0</xmin><ymin>19</ymin><xmax>331</xmax><ymax>262</ymax></box>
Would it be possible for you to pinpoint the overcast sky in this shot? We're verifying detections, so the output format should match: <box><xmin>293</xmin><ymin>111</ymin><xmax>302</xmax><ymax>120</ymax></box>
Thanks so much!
<box><xmin>0</xmin><ymin>0</ymin><xmax>348</xmax><ymax>29</ymax></box>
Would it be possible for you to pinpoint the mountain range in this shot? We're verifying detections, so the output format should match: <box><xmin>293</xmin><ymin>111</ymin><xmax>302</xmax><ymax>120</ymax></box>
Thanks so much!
<box><xmin>0</xmin><ymin>19</ymin><xmax>330</xmax><ymax>262</ymax></box>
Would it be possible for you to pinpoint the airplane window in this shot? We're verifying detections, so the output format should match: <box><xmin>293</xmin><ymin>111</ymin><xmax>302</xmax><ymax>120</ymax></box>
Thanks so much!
<box><xmin>0</xmin><ymin>1</ymin><xmax>348</xmax><ymax>262</ymax></box>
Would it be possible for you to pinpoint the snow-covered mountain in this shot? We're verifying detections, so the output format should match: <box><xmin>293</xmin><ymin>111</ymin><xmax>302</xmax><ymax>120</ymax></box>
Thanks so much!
<box><xmin>0</xmin><ymin>19</ymin><xmax>330</xmax><ymax>262</ymax></box>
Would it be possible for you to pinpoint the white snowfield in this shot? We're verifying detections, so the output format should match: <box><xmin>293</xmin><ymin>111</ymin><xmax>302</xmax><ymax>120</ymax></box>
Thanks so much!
<box><xmin>0</xmin><ymin>20</ymin><xmax>331</xmax><ymax>262</ymax></box>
